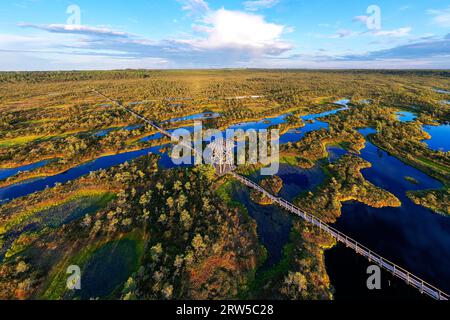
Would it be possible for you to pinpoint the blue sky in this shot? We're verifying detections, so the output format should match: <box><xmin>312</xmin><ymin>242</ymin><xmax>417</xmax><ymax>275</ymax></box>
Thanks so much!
<box><xmin>0</xmin><ymin>0</ymin><xmax>449</xmax><ymax>70</ymax></box>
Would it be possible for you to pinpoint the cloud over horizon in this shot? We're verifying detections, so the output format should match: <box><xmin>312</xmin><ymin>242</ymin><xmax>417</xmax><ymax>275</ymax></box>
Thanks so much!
<box><xmin>428</xmin><ymin>6</ymin><xmax>450</xmax><ymax>27</ymax></box>
<box><xmin>177</xmin><ymin>0</ymin><xmax>209</xmax><ymax>15</ymax></box>
<box><xmin>244</xmin><ymin>0</ymin><xmax>280</xmax><ymax>11</ymax></box>
<box><xmin>0</xmin><ymin>1</ymin><xmax>449</xmax><ymax>70</ymax></box>
<box><xmin>188</xmin><ymin>8</ymin><xmax>291</xmax><ymax>54</ymax></box>
<box><xmin>3</xmin><ymin>3</ymin><xmax>293</xmax><ymax>70</ymax></box>
<box><xmin>337</xmin><ymin>33</ymin><xmax>450</xmax><ymax>61</ymax></box>
<box><xmin>18</xmin><ymin>23</ymin><xmax>133</xmax><ymax>38</ymax></box>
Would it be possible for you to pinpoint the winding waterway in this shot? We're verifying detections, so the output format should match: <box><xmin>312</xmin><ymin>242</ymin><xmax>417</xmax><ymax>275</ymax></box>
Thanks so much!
<box><xmin>1</xmin><ymin>100</ymin><xmax>449</xmax><ymax>299</ymax></box>
<box><xmin>326</xmin><ymin>132</ymin><xmax>450</xmax><ymax>298</ymax></box>
<box><xmin>395</xmin><ymin>110</ymin><xmax>450</xmax><ymax>152</ymax></box>
<box><xmin>0</xmin><ymin>159</ymin><xmax>54</xmax><ymax>181</ymax></box>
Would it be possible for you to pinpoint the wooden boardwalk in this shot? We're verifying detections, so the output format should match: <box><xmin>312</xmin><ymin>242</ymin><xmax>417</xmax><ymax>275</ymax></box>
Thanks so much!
<box><xmin>92</xmin><ymin>88</ymin><xmax>449</xmax><ymax>301</ymax></box>
<box><xmin>231</xmin><ymin>172</ymin><xmax>449</xmax><ymax>301</ymax></box>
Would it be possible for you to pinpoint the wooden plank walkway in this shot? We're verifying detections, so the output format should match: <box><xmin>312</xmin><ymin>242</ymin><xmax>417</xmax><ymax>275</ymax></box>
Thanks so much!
<box><xmin>231</xmin><ymin>172</ymin><xmax>449</xmax><ymax>301</ymax></box>
<box><xmin>92</xmin><ymin>88</ymin><xmax>449</xmax><ymax>301</ymax></box>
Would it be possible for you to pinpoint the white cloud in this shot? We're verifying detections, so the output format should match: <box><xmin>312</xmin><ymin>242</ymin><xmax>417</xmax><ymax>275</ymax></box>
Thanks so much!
<box><xmin>428</xmin><ymin>6</ymin><xmax>450</xmax><ymax>27</ymax></box>
<box><xmin>244</xmin><ymin>0</ymin><xmax>280</xmax><ymax>11</ymax></box>
<box><xmin>0</xmin><ymin>51</ymin><xmax>168</xmax><ymax>71</ymax></box>
<box><xmin>2</xmin><ymin>7</ymin><xmax>293</xmax><ymax>70</ymax></box>
<box><xmin>18</xmin><ymin>23</ymin><xmax>132</xmax><ymax>38</ymax></box>
<box><xmin>0</xmin><ymin>33</ymin><xmax>83</xmax><ymax>52</ymax></box>
<box><xmin>330</xmin><ymin>29</ymin><xmax>359</xmax><ymax>39</ymax></box>
<box><xmin>188</xmin><ymin>9</ymin><xmax>291</xmax><ymax>54</ymax></box>
<box><xmin>324</xmin><ymin>26</ymin><xmax>411</xmax><ymax>39</ymax></box>
<box><xmin>353</xmin><ymin>15</ymin><xmax>368</xmax><ymax>25</ymax></box>
<box><xmin>177</xmin><ymin>0</ymin><xmax>209</xmax><ymax>15</ymax></box>
<box><xmin>337</xmin><ymin>34</ymin><xmax>450</xmax><ymax>63</ymax></box>
<box><xmin>371</xmin><ymin>27</ymin><xmax>411</xmax><ymax>37</ymax></box>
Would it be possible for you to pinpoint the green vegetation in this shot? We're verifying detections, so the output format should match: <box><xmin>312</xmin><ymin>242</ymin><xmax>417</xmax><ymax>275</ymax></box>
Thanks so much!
<box><xmin>407</xmin><ymin>189</ymin><xmax>450</xmax><ymax>215</ymax></box>
<box><xmin>283</xmin><ymin>128</ymin><xmax>366</xmax><ymax>168</ymax></box>
<box><xmin>245</xmin><ymin>220</ymin><xmax>334</xmax><ymax>300</ymax></box>
<box><xmin>0</xmin><ymin>190</ymin><xmax>115</xmax><ymax>236</ymax></box>
<box><xmin>405</xmin><ymin>176</ymin><xmax>420</xmax><ymax>185</ymax></box>
<box><xmin>42</xmin><ymin>230</ymin><xmax>146</xmax><ymax>300</ymax></box>
<box><xmin>268</xmin><ymin>114</ymin><xmax>305</xmax><ymax>135</ymax></box>
<box><xmin>1</xmin><ymin>69</ymin><xmax>448</xmax><ymax>187</ymax></box>
<box><xmin>296</xmin><ymin>155</ymin><xmax>401</xmax><ymax>223</ymax></box>
<box><xmin>370</xmin><ymin>121</ymin><xmax>449</xmax><ymax>185</ymax></box>
<box><xmin>0</xmin><ymin>156</ymin><xmax>261</xmax><ymax>300</ymax></box>
<box><xmin>250</xmin><ymin>175</ymin><xmax>283</xmax><ymax>205</ymax></box>
<box><xmin>0</xmin><ymin>69</ymin><xmax>449</xmax><ymax>300</ymax></box>
<box><xmin>0</xmin><ymin>135</ymin><xmax>45</xmax><ymax>148</ymax></box>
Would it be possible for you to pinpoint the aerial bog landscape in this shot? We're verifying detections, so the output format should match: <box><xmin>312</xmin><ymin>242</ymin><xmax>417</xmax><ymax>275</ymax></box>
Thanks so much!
<box><xmin>0</xmin><ymin>70</ymin><xmax>448</xmax><ymax>300</ymax></box>
<box><xmin>0</xmin><ymin>0</ymin><xmax>449</xmax><ymax>306</ymax></box>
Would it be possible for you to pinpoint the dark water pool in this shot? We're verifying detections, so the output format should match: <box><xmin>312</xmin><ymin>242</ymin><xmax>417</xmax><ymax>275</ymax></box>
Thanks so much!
<box><xmin>232</xmin><ymin>163</ymin><xmax>326</xmax><ymax>269</ymax></box>
<box><xmin>396</xmin><ymin>110</ymin><xmax>449</xmax><ymax>152</ymax></box>
<box><xmin>0</xmin><ymin>145</ymin><xmax>173</xmax><ymax>203</ymax></box>
<box><xmin>5</xmin><ymin>99</ymin><xmax>448</xmax><ymax>299</ymax></box>
<box><xmin>326</xmin><ymin>134</ymin><xmax>450</xmax><ymax>297</ymax></box>
<box><xmin>161</xmin><ymin>112</ymin><xmax>221</xmax><ymax>124</ymax></box>
<box><xmin>78</xmin><ymin>239</ymin><xmax>140</xmax><ymax>299</ymax></box>
<box><xmin>423</xmin><ymin>124</ymin><xmax>450</xmax><ymax>152</ymax></box>
<box><xmin>0</xmin><ymin>159</ymin><xmax>54</xmax><ymax>180</ymax></box>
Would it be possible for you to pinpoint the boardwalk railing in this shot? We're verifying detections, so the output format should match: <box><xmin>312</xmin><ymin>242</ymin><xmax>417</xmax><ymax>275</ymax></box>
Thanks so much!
<box><xmin>92</xmin><ymin>88</ymin><xmax>449</xmax><ymax>301</ymax></box>
<box><xmin>91</xmin><ymin>88</ymin><xmax>202</xmax><ymax>157</ymax></box>
<box><xmin>230</xmin><ymin>172</ymin><xmax>449</xmax><ymax>301</ymax></box>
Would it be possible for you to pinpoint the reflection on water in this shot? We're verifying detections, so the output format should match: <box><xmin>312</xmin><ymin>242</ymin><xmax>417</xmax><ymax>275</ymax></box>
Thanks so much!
<box><xmin>232</xmin><ymin>163</ymin><xmax>326</xmax><ymax>269</ymax></box>
<box><xmin>93</xmin><ymin>124</ymin><xmax>143</xmax><ymax>137</ymax></box>
<box><xmin>327</xmin><ymin>133</ymin><xmax>450</xmax><ymax>296</ymax></box>
<box><xmin>327</xmin><ymin>146</ymin><xmax>348</xmax><ymax>163</ymax></box>
<box><xmin>0</xmin><ymin>146</ymin><xmax>173</xmax><ymax>203</ymax></box>
<box><xmin>161</xmin><ymin>112</ymin><xmax>221</xmax><ymax>124</ymax></box>
<box><xmin>396</xmin><ymin>110</ymin><xmax>450</xmax><ymax>152</ymax></box>
<box><xmin>434</xmin><ymin>88</ymin><xmax>450</xmax><ymax>94</ymax></box>
<box><xmin>396</xmin><ymin>111</ymin><xmax>417</xmax><ymax>122</ymax></box>
<box><xmin>423</xmin><ymin>125</ymin><xmax>450</xmax><ymax>152</ymax></box>
<box><xmin>232</xmin><ymin>184</ymin><xmax>292</xmax><ymax>270</ymax></box>
<box><xmin>0</xmin><ymin>159</ymin><xmax>54</xmax><ymax>180</ymax></box>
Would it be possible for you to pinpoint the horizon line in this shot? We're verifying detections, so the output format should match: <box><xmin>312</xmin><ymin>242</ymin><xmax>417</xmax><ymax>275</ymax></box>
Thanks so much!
<box><xmin>1</xmin><ymin>68</ymin><xmax>450</xmax><ymax>72</ymax></box>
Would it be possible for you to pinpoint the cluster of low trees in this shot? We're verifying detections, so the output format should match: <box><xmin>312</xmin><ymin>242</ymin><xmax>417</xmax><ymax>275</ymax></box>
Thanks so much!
<box><xmin>0</xmin><ymin>70</ymin><xmax>154</xmax><ymax>84</ymax></box>
<box><xmin>0</xmin><ymin>155</ymin><xmax>261</xmax><ymax>300</ymax></box>
<box><xmin>371</xmin><ymin>121</ymin><xmax>450</xmax><ymax>183</ymax></box>
<box><xmin>0</xmin><ymin>69</ymin><xmax>449</xmax><ymax>300</ymax></box>
<box><xmin>283</xmin><ymin>128</ymin><xmax>365</xmax><ymax>168</ymax></box>
<box><xmin>296</xmin><ymin>155</ymin><xmax>401</xmax><ymax>223</ymax></box>
<box><xmin>407</xmin><ymin>189</ymin><xmax>450</xmax><ymax>215</ymax></box>
<box><xmin>117</xmin><ymin>164</ymin><xmax>259</xmax><ymax>300</ymax></box>
<box><xmin>250</xmin><ymin>176</ymin><xmax>283</xmax><ymax>206</ymax></box>
<box><xmin>278</xmin><ymin>221</ymin><xmax>335</xmax><ymax>300</ymax></box>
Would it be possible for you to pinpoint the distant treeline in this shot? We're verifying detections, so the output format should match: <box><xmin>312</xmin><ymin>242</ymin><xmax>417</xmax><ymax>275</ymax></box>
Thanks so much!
<box><xmin>0</xmin><ymin>70</ymin><xmax>154</xmax><ymax>83</ymax></box>
<box><xmin>246</xmin><ymin>69</ymin><xmax>450</xmax><ymax>77</ymax></box>
<box><xmin>1</xmin><ymin>69</ymin><xmax>449</xmax><ymax>84</ymax></box>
